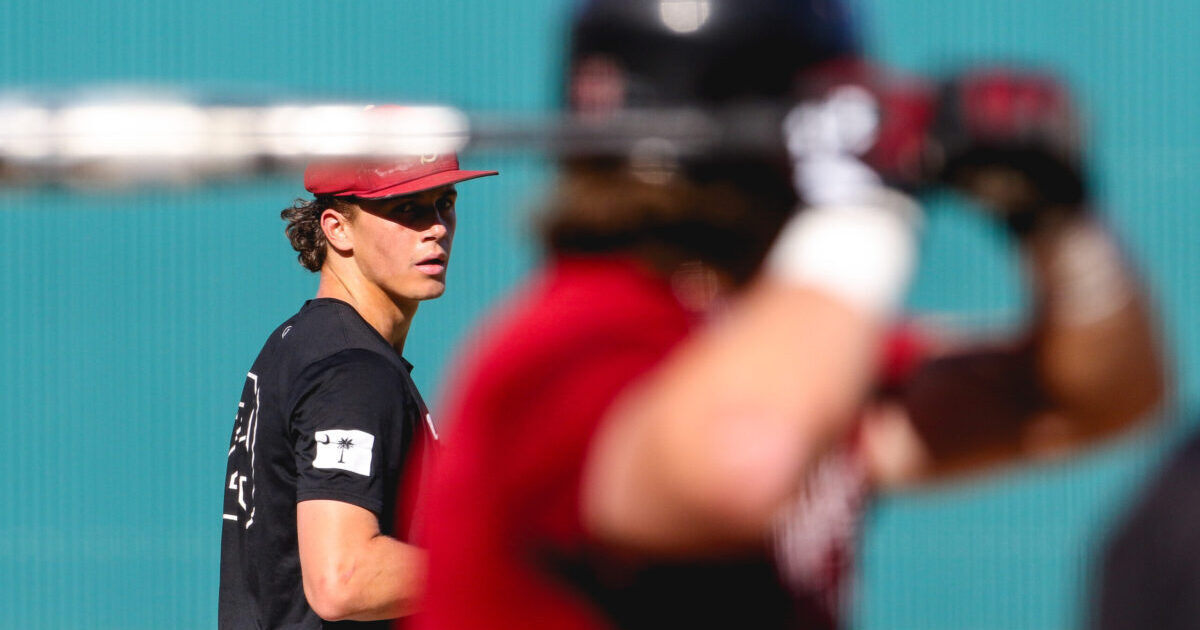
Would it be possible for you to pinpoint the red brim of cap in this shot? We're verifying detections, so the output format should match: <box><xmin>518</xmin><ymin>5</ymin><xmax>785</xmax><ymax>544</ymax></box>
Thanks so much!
<box><xmin>344</xmin><ymin>169</ymin><xmax>499</xmax><ymax>199</ymax></box>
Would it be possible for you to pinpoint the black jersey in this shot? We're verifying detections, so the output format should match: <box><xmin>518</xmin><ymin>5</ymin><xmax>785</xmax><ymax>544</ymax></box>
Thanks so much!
<box><xmin>219</xmin><ymin>298</ymin><xmax>435</xmax><ymax>630</ymax></box>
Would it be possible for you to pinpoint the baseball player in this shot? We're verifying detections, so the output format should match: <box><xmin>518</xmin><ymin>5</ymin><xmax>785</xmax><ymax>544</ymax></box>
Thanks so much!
<box><xmin>413</xmin><ymin>0</ymin><xmax>1165</xmax><ymax>628</ymax></box>
<box><xmin>218</xmin><ymin>150</ymin><xmax>496</xmax><ymax>629</ymax></box>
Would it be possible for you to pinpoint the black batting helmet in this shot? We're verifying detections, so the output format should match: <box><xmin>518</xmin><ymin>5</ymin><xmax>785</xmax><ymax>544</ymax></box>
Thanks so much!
<box><xmin>566</xmin><ymin>0</ymin><xmax>862</xmax><ymax>113</ymax></box>
<box><xmin>550</xmin><ymin>0</ymin><xmax>866</xmax><ymax>284</ymax></box>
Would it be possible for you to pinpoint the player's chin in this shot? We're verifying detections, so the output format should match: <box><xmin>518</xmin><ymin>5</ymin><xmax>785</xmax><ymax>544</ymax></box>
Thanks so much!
<box><xmin>411</xmin><ymin>278</ymin><xmax>448</xmax><ymax>301</ymax></box>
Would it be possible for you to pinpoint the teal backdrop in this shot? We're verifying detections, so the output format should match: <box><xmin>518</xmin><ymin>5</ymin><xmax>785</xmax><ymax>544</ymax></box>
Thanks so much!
<box><xmin>0</xmin><ymin>1</ymin><xmax>1194</xmax><ymax>628</ymax></box>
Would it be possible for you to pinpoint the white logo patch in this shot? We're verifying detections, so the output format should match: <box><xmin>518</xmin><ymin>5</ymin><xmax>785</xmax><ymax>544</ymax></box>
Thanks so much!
<box><xmin>313</xmin><ymin>429</ymin><xmax>375</xmax><ymax>476</ymax></box>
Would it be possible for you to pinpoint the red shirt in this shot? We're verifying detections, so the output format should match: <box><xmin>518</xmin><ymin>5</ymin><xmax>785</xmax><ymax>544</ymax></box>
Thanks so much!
<box><xmin>417</xmin><ymin>257</ymin><xmax>922</xmax><ymax>630</ymax></box>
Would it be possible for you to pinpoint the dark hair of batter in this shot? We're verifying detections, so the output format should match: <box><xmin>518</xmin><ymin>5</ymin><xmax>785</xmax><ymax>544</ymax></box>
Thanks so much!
<box><xmin>539</xmin><ymin>157</ymin><xmax>797</xmax><ymax>287</ymax></box>
<box><xmin>281</xmin><ymin>195</ymin><xmax>359</xmax><ymax>272</ymax></box>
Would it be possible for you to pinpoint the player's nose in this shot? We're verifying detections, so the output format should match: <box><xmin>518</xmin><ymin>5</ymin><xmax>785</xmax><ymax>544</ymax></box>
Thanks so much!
<box><xmin>423</xmin><ymin>216</ymin><xmax>449</xmax><ymax>240</ymax></box>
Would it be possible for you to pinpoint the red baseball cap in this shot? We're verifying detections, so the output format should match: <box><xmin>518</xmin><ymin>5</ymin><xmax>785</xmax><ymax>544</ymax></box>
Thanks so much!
<box><xmin>304</xmin><ymin>153</ymin><xmax>498</xmax><ymax>199</ymax></box>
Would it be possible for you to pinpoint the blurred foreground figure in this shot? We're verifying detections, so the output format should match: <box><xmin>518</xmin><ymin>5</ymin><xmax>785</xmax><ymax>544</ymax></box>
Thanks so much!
<box><xmin>219</xmin><ymin>143</ymin><xmax>495</xmax><ymax>629</ymax></box>
<box><xmin>419</xmin><ymin>1</ymin><xmax>1165</xmax><ymax>628</ymax></box>
<box><xmin>1090</xmin><ymin>427</ymin><xmax>1200</xmax><ymax>630</ymax></box>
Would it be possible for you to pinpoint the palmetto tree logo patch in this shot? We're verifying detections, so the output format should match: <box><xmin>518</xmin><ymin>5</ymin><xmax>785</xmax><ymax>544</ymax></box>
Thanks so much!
<box><xmin>313</xmin><ymin>429</ymin><xmax>375</xmax><ymax>476</ymax></box>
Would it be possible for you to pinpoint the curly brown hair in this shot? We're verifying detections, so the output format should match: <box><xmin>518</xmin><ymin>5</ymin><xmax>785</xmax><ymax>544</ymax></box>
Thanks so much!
<box><xmin>280</xmin><ymin>195</ymin><xmax>359</xmax><ymax>272</ymax></box>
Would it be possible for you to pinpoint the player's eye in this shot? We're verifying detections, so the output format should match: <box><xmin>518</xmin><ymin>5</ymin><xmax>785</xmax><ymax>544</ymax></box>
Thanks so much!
<box><xmin>392</xmin><ymin>203</ymin><xmax>416</xmax><ymax>215</ymax></box>
<box><xmin>435</xmin><ymin>196</ymin><xmax>455</xmax><ymax>213</ymax></box>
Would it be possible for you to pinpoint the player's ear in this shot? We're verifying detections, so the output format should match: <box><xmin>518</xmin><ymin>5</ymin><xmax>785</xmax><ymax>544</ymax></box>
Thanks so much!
<box><xmin>320</xmin><ymin>207</ymin><xmax>355</xmax><ymax>253</ymax></box>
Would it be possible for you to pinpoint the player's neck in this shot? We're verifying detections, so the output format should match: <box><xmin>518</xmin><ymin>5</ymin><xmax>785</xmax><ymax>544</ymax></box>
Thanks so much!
<box><xmin>316</xmin><ymin>265</ymin><xmax>417</xmax><ymax>355</ymax></box>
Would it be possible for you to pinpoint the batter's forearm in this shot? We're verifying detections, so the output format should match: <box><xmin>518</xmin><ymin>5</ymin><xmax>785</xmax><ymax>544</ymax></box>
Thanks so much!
<box><xmin>1023</xmin><ymin>213</ymin><xmax>1166</xmax><ymax>439</ymax></box>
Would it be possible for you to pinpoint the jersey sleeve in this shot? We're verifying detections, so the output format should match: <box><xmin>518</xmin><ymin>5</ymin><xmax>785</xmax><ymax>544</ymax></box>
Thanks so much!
<box><xmin>288</xmin><ymin>349</ymin><xmax>411</xmax><ymax>516</ymax></box>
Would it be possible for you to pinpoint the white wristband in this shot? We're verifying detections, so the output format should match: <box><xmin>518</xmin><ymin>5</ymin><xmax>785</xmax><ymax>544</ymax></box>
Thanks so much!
<box><xmin>766</xmin><ymin>188</ymin><xmax>920</xmax><ymax>318</ymax></box>
<box><xmin>1042</xmin><ymin>220</ymin><xmax>1134</xmax><ymax>326</ymax></box>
